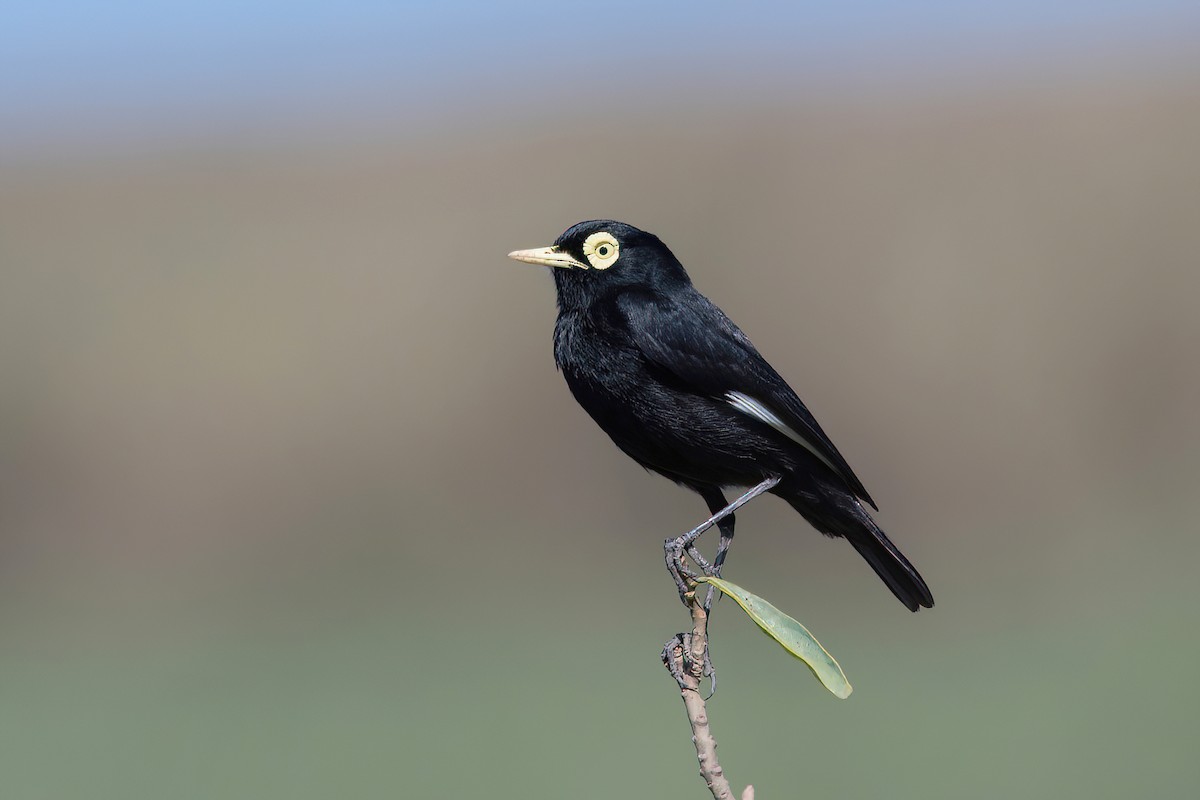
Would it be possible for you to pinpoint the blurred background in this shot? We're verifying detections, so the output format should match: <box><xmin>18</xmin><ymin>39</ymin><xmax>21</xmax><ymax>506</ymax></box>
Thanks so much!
<box><xmin>2</xmin><ymin>2</ymin><xmax>1199</xmax><ymax>797</ymax></box>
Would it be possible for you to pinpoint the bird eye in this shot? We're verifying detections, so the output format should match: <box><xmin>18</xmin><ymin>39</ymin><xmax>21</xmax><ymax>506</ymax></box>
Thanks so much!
<box><xmin>582</xmin><ymin>232</ymin><xmax>620</xmax><ymax>270</ymax></box>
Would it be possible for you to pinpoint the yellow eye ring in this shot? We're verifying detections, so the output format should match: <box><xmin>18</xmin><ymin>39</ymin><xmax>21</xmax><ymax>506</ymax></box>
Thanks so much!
<box><xmin>582</xmin><ymin>232</ymin><xmax>620</xmax><ymax>269</ymax></box>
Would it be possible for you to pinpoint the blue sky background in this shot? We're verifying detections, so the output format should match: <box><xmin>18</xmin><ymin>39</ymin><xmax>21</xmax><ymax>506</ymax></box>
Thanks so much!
<box><xmin>4</xmin><ymin>1</ymin><xmax>1199</xmax><ymax>152</ymax></box>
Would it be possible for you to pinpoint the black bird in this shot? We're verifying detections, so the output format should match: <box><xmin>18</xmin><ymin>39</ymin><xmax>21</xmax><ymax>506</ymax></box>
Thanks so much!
<box><xmin>509</xmin><ymin>220</ymin><xmax>933</xmax><ymax>612</ymax></box>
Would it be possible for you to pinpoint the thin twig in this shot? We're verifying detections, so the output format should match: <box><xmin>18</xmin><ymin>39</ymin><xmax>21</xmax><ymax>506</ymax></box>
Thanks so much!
<box><xmin>662</xmin><ymin>589</ymin><xmax>753</xmax><ymax>800</ymax></box>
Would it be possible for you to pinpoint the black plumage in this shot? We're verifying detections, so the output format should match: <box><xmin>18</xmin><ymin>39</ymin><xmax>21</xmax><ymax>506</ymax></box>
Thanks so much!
<box><xmin>509</xmin><ymin>220</ymin><xmax>933</xmax><ymax>611</ymax></box>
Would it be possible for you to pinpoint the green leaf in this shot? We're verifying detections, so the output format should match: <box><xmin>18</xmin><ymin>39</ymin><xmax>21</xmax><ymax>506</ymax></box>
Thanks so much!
<box><xmin>698</xmin><ymin>577</ymin><xmax>852</xmax><ymax>699</ymax></box>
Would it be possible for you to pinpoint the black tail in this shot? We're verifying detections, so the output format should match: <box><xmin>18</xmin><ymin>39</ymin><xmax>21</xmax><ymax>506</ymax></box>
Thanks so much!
<box><xmin>844</xmin><ymin>521</ymin><xmax>934</xmax><ymax>612</ymax></box>
<box><xmin>781</xmin><ymin>485</ymin><xmax>934</xmax><ymax>612</ymax></box>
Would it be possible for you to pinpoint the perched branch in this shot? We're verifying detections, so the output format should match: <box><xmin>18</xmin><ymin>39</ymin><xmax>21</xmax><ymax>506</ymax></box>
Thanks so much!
<box><xmin>662</xmin><ymin>590</ymin><xmax>754</xmax><ymax>800</ymax></box>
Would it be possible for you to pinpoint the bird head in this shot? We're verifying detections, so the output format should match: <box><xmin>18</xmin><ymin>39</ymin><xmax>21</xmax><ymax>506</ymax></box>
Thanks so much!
<box><xmin>508</xmin><ymin>220</ymin><xmax>690</xmax><ymax>309</ymax></box>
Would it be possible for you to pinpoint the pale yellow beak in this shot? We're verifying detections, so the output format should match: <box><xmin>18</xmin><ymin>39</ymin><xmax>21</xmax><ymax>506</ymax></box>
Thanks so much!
<box><xmin>507</xmin><ymin>245</ymin><xmax>587</xmax><ymax>270</ymax></box>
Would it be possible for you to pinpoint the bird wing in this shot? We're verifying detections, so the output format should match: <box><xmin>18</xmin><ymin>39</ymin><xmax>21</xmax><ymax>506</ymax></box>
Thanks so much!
<box><xmin>615</xmin><ymin>289</ymin><xmax>877</xmax><ymax>509</ymax></box>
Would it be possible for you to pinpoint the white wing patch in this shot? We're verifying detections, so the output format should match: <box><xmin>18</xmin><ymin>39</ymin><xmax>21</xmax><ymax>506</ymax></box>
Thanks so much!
<box><xmin>724</xmin><ymin>391</ymin><xmax>841</xmax><ymax>475</ymax></box>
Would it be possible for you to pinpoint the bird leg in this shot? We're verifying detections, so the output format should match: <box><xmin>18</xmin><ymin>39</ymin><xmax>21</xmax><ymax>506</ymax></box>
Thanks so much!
<box><xmin>664</xmin><ymin>476</ymin><xmax>781</xmax><ymax>604</ymax></box>
<box><xmin>699</xmin><ymin>487</ymin><xmax>736</xmax><ymax>612</ymax></box>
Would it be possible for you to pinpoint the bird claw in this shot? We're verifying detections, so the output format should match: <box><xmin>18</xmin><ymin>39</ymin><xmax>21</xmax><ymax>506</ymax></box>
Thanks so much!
<box><xmin>665</xmin><ymin>535</ymin><xmax>723</xmax><ymax>604</ymax></box>
<box><xmin>702</xmin><ymin>646</ymin><xmax>718</xmax><ymax>699</ymax></box>
<box><xmin>661</xmin><ymin>632</ymin><xmax>719</xmax><ymax>697</ymax></box>
<box><xmin>686</xmin><ymin>543</ymin><xmax>714</xmax><ymax>575</ymax></box>
<box><xmin>661</xmin><ymin>633</ymin><xmax>689</xmax><ymax>689</ymax></box>
<box><xmin>664</xmin><ymin>537</ymin><xmax>695</xmax><ymax>602</ymax></box>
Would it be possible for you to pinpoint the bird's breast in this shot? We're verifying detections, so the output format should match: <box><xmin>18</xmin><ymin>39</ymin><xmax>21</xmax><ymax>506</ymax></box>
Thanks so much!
<box><xmin>555</xmin><ymin>311</ymin><xmax>666</xmax><ymax>427</ymax></box>
<box><xmin>552</xmin><ymin>311</ymin><xmax>794</xmax><ymax>486</ymax></box>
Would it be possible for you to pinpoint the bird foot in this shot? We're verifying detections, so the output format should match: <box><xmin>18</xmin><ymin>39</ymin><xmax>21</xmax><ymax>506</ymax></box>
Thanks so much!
<box><xmin>686</xmin><ymin>543</ymin><xmax>714</xmax><ymax>575</ymax></box>
<box><xmin>661</xmin><ymin>632</ymin><xmax>719</xmax><ymax>698</ymax></box>
<box><xmin>661</xmin><ymin>633</ymin><xmax>689</xmax><ymax>689</ymax></box>
<box><xmin>702</xmin><ymin>645</ymin><xmax>718</xmax><ymax>698</ymax></box>
<box><xmin>665</xmin><ymin>534</ymin><xmax>725</xmax><ymax>604</ymax></box>
<box><xmin>664</xmin><ymin>536</ymin><xmax>709</xmax><ymax>604</ymax></box>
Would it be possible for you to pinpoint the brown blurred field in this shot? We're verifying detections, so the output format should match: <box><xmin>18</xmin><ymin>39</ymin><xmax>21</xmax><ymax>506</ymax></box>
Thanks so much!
<box><xmin>1</xmin><ymin>66</ymin><xmax>1199</xmax><ymax>798</ymax></box>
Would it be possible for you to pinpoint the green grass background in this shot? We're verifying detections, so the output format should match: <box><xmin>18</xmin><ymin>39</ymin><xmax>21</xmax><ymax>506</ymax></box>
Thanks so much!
<box><xmin>2</xmin><ymin>50</ymin><xmax>1199</xmax><ymax>800</ymax></box>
